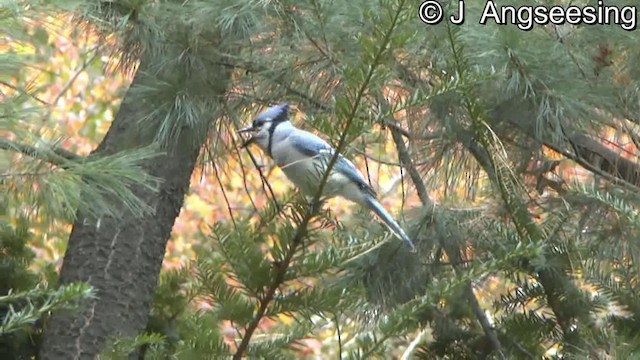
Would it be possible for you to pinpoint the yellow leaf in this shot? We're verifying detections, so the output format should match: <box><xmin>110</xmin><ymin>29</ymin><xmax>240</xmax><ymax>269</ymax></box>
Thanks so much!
<box><xmin>184</xmin><ymin>194</ymin><xmax>214</xmax><ymax>218</ymax></box>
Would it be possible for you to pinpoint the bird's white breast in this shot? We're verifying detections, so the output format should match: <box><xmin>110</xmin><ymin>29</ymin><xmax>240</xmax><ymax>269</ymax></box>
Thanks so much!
<box><xmin>271</xmin><ymin>137</ymin><xmax>321</xmax><ymax>195</ymax></box>
<box><xmin>270</xmin><ymin>136</ymin><xmax>361</xmax><ymax>201</ymax></box>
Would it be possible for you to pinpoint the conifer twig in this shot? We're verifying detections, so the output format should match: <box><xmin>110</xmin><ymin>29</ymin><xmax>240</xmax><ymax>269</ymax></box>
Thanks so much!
<box><xmin>232</xmin><ymin>3</ymin><xmax>405</xmax><ymax>357</ymax></box>
<box><xmin>0</xmin><ymin>138</ymin><xmax>80</xmax><ymax>166</ymax></box>
<box><xmin>444</xmin><ymin>20</ymin><xmax>587</xmax><ymax>347</ymax></box>
<box><xmin>386</xmin><ymin>109</ymin><xmax>505</xmax><ymax>359</ymax></box>
<box><xmin>0</xmin><ymin>80</ymin><xmax>49</xmax><ymax>105</ymax></box>
<box><xmin>462</xmin><ymin>133</ymin><xmax>587</xmax><ymax>350</ymax></box>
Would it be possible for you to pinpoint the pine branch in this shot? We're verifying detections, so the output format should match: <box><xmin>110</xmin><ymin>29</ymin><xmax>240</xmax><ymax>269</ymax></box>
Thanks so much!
<box><xmin>0</xmin><ymin>80</ymin><xmax>49</xmax><ymax>105</ymax></box>
<box><xmin>440</xmin><ymin>22</ymin><xmax>591</xmax><ymax>354</ymax></box>
<box><xmin>232</xmin><ymin>2</ymin><xmax>405</xmax><ymax>357</ymax></box>
<box><xmin>384</xmin><ymin>101</ymin><xmax>505</xmax><ymax>359</ymax></box>
<box><xmin>0</xmin><ymin>138</ymin><xmax>81</xmax><ymax>168</ymax></box>
<box><xmin>219</xmin><ymin>59</ymin><xmax>429</xmax><ymax>141</ymax></box>
<box><xmin>441</xmin><ymin>24</ymin><xmax>591</xmax><ymax>351</ymax></box>
<box><xmin>492</xmin><ymin>98</ymin><xmax>640</xmax><ymax>191</ymax></box>
<box><xmin>0</xmin><ymin>283</ymin><xmax>94</xmax><ymax>335</ymax></box>
<box><xmin>461</xmin><ymin>101</ymin><xmax>588</xmax><ymax>352</ymax></box>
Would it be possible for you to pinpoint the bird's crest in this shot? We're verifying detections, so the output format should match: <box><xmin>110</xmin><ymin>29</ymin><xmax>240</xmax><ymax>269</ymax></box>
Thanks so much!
<box><xmin>255</xmin><ymin>102</ymin><xmax>289</xmax><ymax>124</ymax></box>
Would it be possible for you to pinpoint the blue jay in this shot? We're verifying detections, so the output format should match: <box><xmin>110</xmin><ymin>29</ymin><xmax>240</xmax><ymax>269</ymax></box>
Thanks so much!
<box><xmin>238</xmin><ymin>102</ymin><xmax>416</xmax><ymax>251</ymax></box>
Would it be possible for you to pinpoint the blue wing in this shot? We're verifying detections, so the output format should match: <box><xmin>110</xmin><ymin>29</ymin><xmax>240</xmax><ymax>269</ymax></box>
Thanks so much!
<box><xmin>288</xmin><ymin>131</ymin><xmax>376</xmax><ymax>197</ymax></box>
<box><xmin>288</xmin><ymin>130</ymin><xmax>332</xmax><ymax>157</ymax></box>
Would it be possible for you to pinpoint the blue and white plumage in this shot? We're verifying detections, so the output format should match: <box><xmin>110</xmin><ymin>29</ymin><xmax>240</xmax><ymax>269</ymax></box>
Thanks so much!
<box><xmin>238</xmin><ymin>102</ymin><xmax>416</xmax><ymax>251</ymax></box>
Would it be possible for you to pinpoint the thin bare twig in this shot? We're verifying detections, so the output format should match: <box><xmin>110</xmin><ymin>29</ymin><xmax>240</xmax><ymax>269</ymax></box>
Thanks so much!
<box><xmin>207</xmin><ymin>120</ymin><xmax>238</xmax><ymax>227</ymax></box>
<box><xmin>244</xmin><ymin>148</ymin><xmax>281</xmax><ymax>211</ymax></box>
<box><xmin>224</xmin><ymin>103</ymin><xmax>281</xmax><ymax>213</ymax></box>
<box><xmin>46</xmin><ymin>45</ymin><xmax>102</xmax><ymax>122</ymax></box>
<box><xmin>231</xmin><ymin>142</ymin><xmax>262</xmax><ymax>218</ymax></box>
<box><xmin>212</xmin><ymin>161</ymin><xmax>237</xmax><ymax>228</ymax></box>
<box><xmin>334</xmin><ymin>312</ymin><xmax>342</xmax><ymax>359</ymax></box>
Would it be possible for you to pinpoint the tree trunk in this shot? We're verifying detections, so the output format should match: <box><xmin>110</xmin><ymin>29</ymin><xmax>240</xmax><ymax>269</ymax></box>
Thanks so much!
<box><xmin>39</xmin><ymin>57</ymin><xmax>231</xmax><ymax>359</ymax></box>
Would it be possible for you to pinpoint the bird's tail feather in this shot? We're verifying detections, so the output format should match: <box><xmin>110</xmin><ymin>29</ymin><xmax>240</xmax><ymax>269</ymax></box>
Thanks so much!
<box><xmin>363</xmin><ymin>196</ymin><xmax>416</xmax><ymax>252</ymax></box>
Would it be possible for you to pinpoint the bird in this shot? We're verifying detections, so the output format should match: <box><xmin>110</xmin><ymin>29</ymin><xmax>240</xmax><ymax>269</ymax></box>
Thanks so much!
<box><xmin>238</xmin><ymin>102</ymin><xmax>416</xmax><ymax>251</ymax></box>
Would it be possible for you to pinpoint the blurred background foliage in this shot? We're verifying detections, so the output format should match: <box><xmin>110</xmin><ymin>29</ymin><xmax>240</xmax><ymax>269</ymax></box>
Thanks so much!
<box><xmin>3</xmin><ymin>0</ymin><xmax>640</xmax><ymax>358</ymax></box>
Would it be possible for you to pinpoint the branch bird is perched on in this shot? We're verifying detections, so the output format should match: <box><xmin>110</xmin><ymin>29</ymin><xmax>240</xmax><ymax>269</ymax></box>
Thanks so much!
<box><xmin>238</xmin><ymin>102</ymin><xmax>416</xmax><ymax>251</ymax></box>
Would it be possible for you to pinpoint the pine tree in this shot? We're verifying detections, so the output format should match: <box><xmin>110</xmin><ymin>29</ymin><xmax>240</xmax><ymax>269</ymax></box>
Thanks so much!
<box><xmin>31</xmin><ymin>0</ymin><xmax>246</xmax><ymax>357</ymax></box>
<box><xmin>143</xmin><ymin>0</ymin><xmax>638</xmax><ymax>357</ymax></box>
<box><xmin>4</xmin><ymin>0</ymin><xmax>640</xmax><ymax>358</ymax></box>
<box><xmin>2</xmin><ymin>0</ymin><xmax>161</xmax><ymax>358</ymax></box>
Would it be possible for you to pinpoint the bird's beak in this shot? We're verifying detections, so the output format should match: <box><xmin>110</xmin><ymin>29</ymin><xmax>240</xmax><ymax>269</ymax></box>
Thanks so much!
<box><xmin>237</xmin><ymin>125</ymin><xmax>255</xmax><ymax>134</ymax></box>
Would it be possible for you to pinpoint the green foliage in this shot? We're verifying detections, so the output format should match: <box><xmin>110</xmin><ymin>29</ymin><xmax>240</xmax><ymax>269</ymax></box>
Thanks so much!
<box><xmin>0</xmin><ymin>283</ymin><xmax>94</xmax><ymax>336</ymax></box>
<box><xmin>2</xmin><ymin>0</ymin><xmax>171</xmax><ymax>357</ymax></box>
<box><xmin>5</xmin><ymin>0</ymin><xmax>640</xmax><ymax>357</ymax></box>
<box><xmin>0</xmin><ymin>205</ymin><xmax>94</xmax><ymax>358</ymax></box>
<box><xmin>97</xmin><ymin>0</ymin><xmax>640</xmax><ymax>357</ymax></box>
<box><xmin>100</xmin><ymin>333</ymin><xmax>166</xmax><ymax>360</ymax></box>
<box><xmin>127</xmin><ymin>197</ymin><xmax>430</xmax><ymax>359</ymax></box>
<box><xmin>0</xmin><ymin>210</ymin><xmax>40</xmax><ymax>359</ymax></box>
<box><xmin>3</xmin><ymin>139</ymin><xmax>162</xmax><ymax>222</ymax></box>
<box><xmin>2</xmin><ymin>0</ymin><xmax>165</xmax><ymax>226</ymax></box>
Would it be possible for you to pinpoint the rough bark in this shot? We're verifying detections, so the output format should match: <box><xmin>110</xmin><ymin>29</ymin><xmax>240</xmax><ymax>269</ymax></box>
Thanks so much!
<box><xmin>38</xmin><ymin>58</ymin><xmax>231</xmax><ymax>359</ymax></box>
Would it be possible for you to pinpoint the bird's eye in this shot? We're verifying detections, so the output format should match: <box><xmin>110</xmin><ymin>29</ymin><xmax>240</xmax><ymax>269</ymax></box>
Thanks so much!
<box><xmin>253</xmin><ymin>118</ymin><xmax>269</xmax><ymax>128</ymax></box>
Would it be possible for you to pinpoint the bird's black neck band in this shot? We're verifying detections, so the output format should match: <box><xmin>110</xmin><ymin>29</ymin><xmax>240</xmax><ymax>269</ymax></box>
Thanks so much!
<box><xmin>267</xmin><ymin>124</ymin><xmax>277</xmax><ymax>157</ymax></box>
